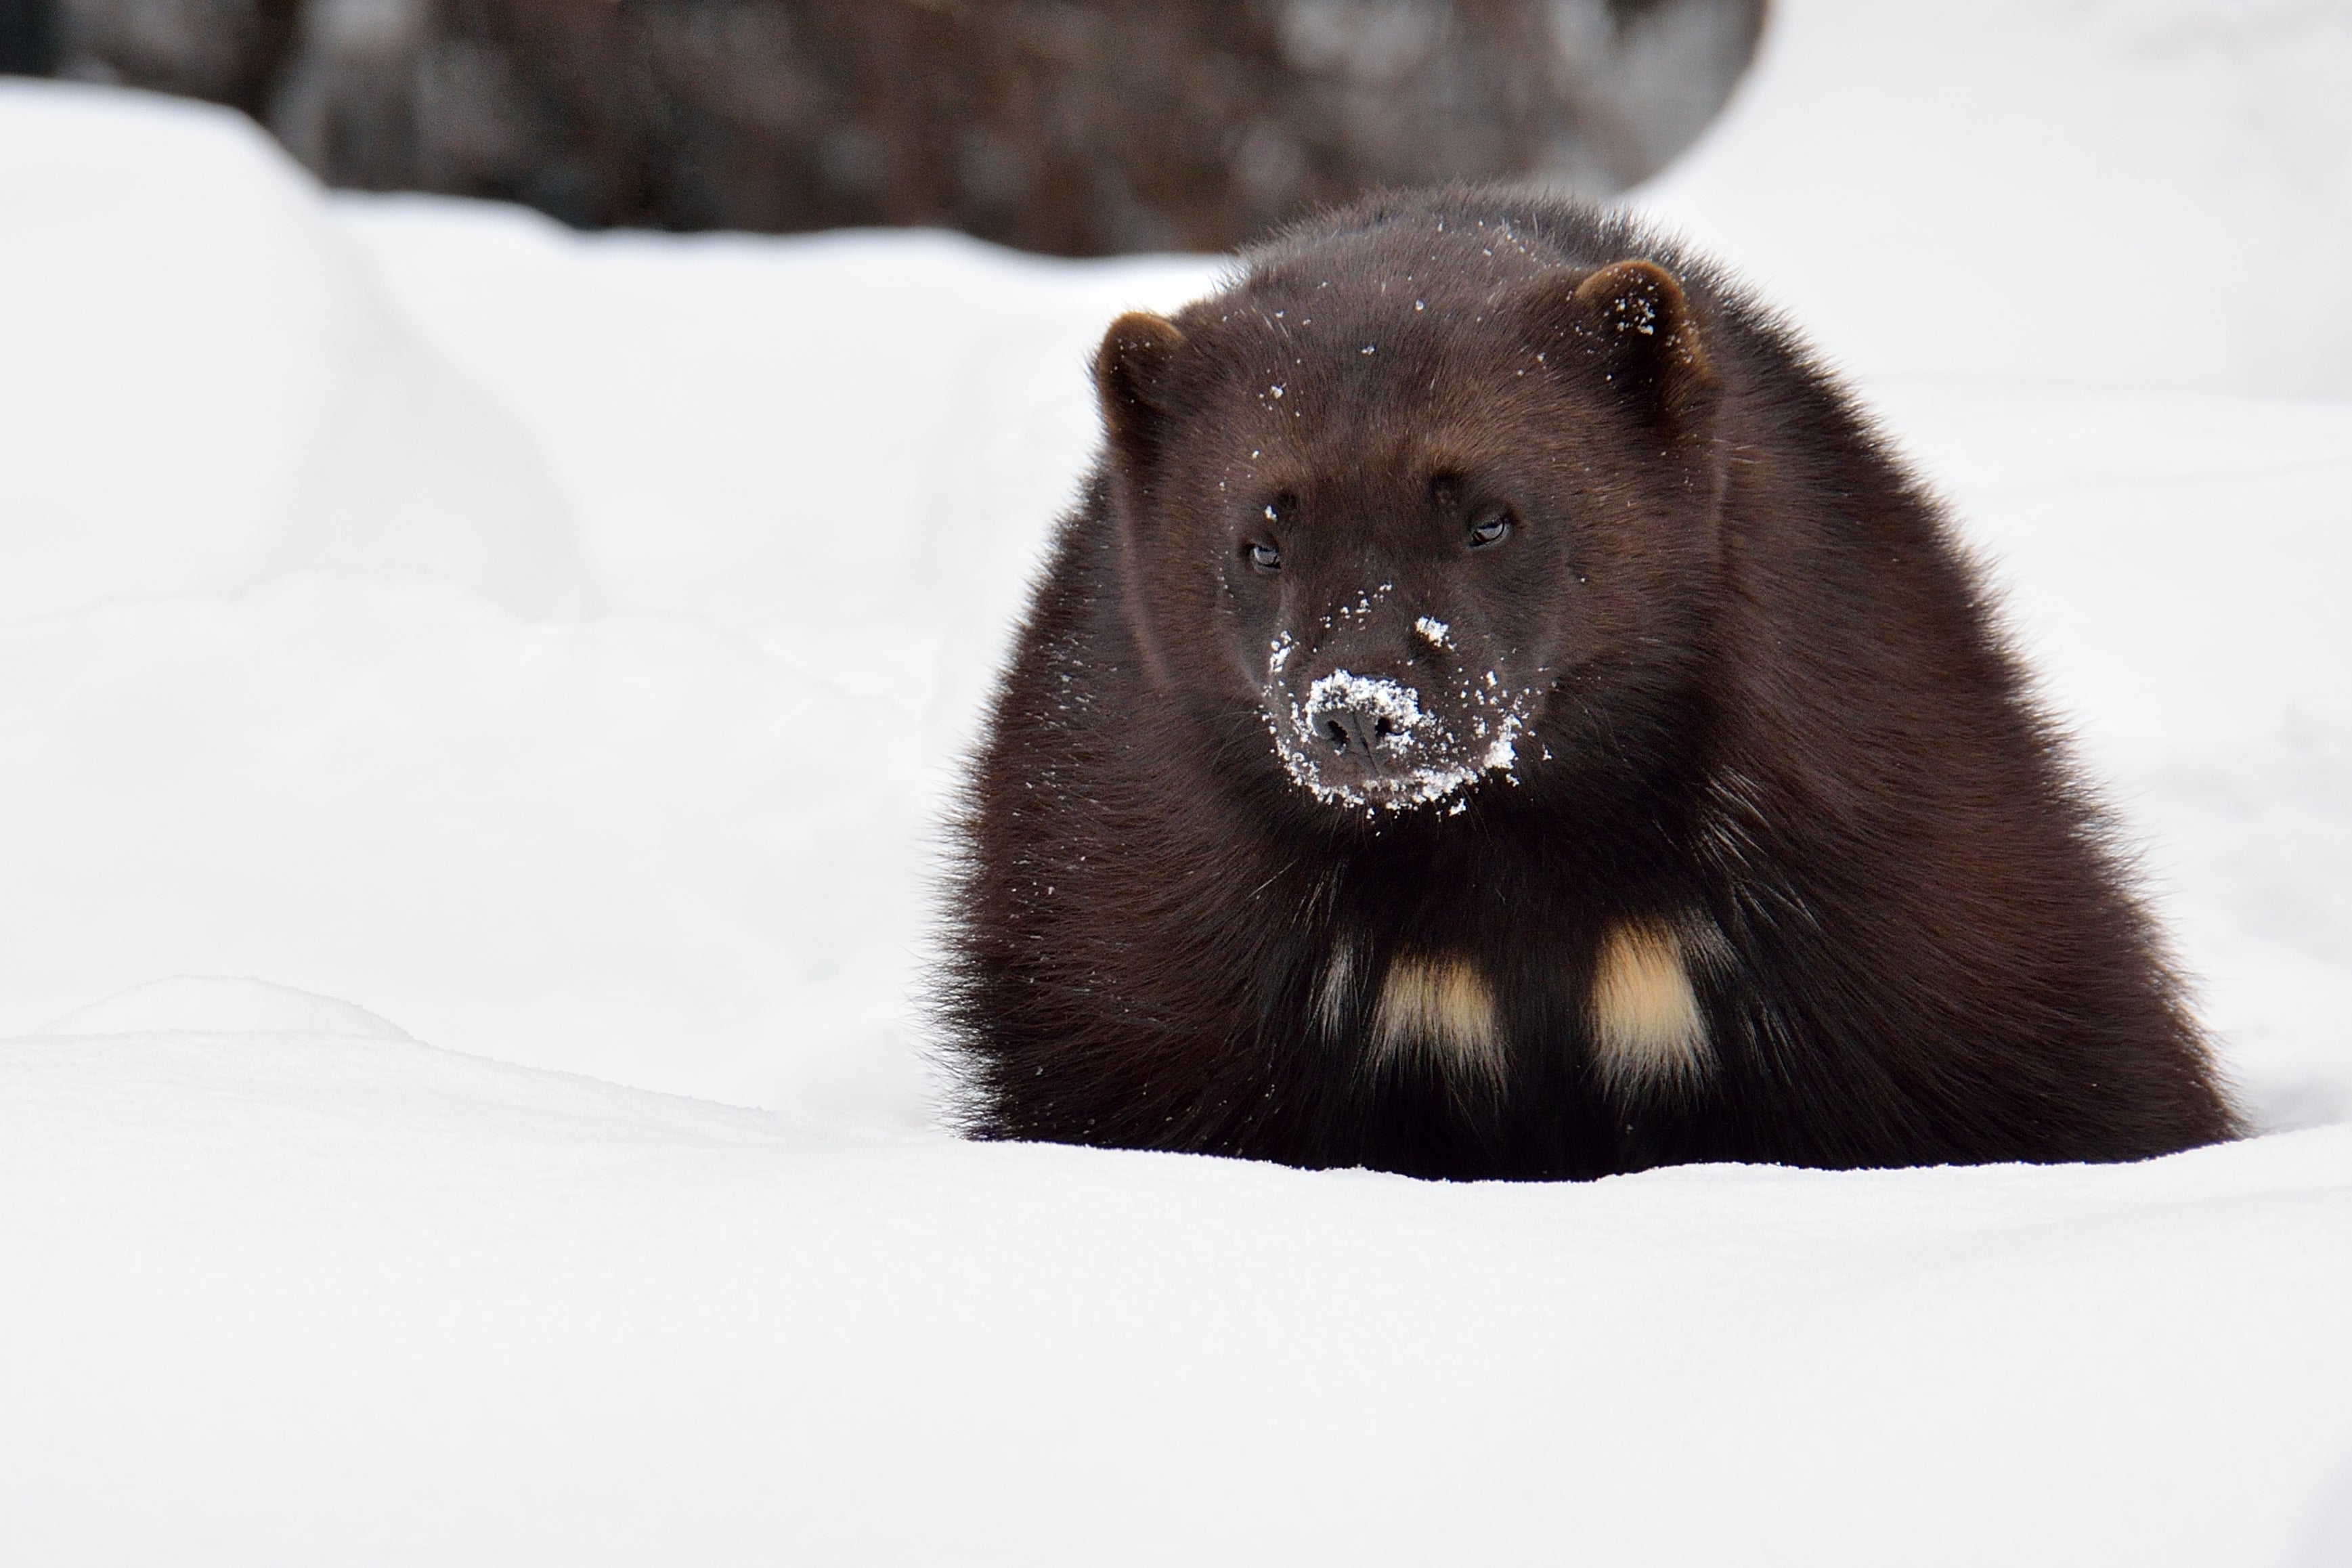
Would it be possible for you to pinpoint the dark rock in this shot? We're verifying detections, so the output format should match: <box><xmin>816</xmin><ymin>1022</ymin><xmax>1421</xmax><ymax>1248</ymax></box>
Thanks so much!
<box><xmin>1</xmin><ymin>0</ymin><xmax>61</xmax><ymax>76</ymax></box>
<box><xmin>47</xmin><ymin>0</ymin><xmax>1764</xmax><ymax>254</ymax></box>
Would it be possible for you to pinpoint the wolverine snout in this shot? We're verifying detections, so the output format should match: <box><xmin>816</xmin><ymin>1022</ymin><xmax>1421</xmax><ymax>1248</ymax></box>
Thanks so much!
<box><xmin>1301</xmin><ymin>671</ymin><xmax>1423</xmax><ymax>760</ymax></box>
<box><xmin>1317</xmin><ymin>704</ymin><xmax>1397</xmax><ymax>757</ymax></box>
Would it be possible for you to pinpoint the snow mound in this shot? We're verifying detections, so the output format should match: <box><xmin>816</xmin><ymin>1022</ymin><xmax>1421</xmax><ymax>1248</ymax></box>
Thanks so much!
<box><xmin>1637</xmin><ymin>0</ymin><xmax>2352</xmax><ymax>396</ymax></box>
<box><xmin>3</xmin><ymin>1032</ymin><xmax>2351</xmax><ymax>1565</ymax></box>
<box><xmin>324</xmin><ymin>190</ymin><xmax>1219</xmax><ymax>724</ymax></box>
<box><xmin>41</xmin><ymin>975</ymin><xmax>414</xmax><ymax>1039</ymax></box>
<box><xmin>0</xmin><ymin>570</ymin><xmax>935</xmax><ymax>1116</ymax></box>
<box><xmin>0</xmin><ymin>79</ymin><xmax>600</xmax><ymax>619</ymax></box>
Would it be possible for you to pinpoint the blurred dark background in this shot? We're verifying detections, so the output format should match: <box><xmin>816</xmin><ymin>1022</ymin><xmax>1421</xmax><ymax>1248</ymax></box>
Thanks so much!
<box><xmin>0</xmin><ymin>0</ymin><xmax>1763</xmax><ymax>255</ymax></box>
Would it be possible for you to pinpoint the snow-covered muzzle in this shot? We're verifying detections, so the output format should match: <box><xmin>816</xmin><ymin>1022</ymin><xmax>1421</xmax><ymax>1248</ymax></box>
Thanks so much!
<box><xmin>1262</xmin><ymin>631</ymin><xmax>1537</xmax><ymax>813</ymax></box>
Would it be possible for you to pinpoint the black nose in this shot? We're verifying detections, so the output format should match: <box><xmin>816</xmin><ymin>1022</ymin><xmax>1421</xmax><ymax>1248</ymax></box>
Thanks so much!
<box><xmin>1317</xmin><ymin>703</ymin><xmax>1399</xmax><ymax>757</ymax></box>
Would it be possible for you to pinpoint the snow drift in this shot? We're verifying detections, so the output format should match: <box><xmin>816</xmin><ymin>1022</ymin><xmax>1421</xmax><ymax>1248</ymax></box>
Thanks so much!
<box><xmin>7</xmin><ymin>1024</ymin><xmax>2351</xmax><ymax>1564</ymax></box>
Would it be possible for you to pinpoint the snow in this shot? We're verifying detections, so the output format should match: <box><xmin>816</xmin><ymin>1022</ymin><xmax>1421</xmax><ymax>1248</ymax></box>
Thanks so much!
<box><xmin>8</xmin><ymin>1026</ymin><xmax>2352</xmax><ymax>1564</ymax></box>
<box><xmin>42</xmin><ymin>976</ymin><xmax>414</xmax><ymax>1039</ymax></box>
<box><xmin>0</xmin><ymin>85</ymin><xmax>596</xmax><ymax>622</ymax></box>
<box><xmin>3</xmin><ymin>10</ymin><xmax>2352</xmax><ymax>1555</ymax></box>
<box><xmin>1638</xmin><ymin>0</ymin><xmax>2352</xmax><ymax>397</ymax></box>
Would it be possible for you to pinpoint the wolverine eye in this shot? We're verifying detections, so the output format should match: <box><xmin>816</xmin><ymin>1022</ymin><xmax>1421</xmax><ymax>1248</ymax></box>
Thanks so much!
<box><xmin>1250</xmin><ymin>493</ymin><xmax>1295</xmax><ymax>572</ymax></box>
<box><xmin>1468</xmin><ymin>507</ymin><xmax>1514</xmax><ymax>548</ymax></box>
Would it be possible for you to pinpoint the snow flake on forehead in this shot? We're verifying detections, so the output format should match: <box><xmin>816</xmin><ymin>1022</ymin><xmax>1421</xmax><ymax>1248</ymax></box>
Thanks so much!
<box><xmin>1326</xmin><ymin>582</ymin><xmax>1397</xmax><ymax>628</ymax></box>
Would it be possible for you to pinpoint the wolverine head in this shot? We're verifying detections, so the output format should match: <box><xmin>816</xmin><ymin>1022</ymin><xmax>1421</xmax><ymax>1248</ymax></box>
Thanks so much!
<box><xmin>1091</xmin><ymin>208</ymin><xmax>1725</xmax><ymax>817</ymax></box>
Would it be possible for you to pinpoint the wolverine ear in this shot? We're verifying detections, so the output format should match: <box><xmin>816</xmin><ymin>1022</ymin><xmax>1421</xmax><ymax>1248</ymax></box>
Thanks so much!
<box><xmin>1525</xmin><ymin>259</ymin><xmax>1713</xmax><ymax>426</ymax></box>
<box><xmin>1094</xmin><ymin>311</ymin><xmax>1187</xmax><ymax>467</ymax></box>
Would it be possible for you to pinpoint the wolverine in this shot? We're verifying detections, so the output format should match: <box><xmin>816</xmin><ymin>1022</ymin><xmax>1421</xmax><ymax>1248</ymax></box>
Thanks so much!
<box><xmin>942</xmin><ymin>188</ymin><xmax>2238</xmax><ymax>1180</ymax></box>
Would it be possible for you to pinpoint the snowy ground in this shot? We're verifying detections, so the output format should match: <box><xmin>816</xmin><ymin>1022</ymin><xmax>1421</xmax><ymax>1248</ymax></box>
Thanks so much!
<box><xmin>5</xmin><ymin>1</ymin><xmax>2352</xmax><ymax>1560</ymax></box>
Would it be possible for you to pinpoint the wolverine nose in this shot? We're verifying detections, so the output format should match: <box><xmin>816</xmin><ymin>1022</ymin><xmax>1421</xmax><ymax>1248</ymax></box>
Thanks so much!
<box><xmin>1302</xmin><ymin>672</ymin><xmax>1421</xmax><ymax>758</ymax></box>
<box><xmin>1320</xmin><ymin>703</ymin><xmax>1397</xmax><ymax>756</ymax></box>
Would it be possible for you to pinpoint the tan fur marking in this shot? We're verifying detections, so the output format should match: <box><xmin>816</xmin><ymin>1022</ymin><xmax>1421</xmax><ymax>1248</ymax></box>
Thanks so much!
<box><xmin>1589</xmin><ymin>919</ymin><xmax>1714</xmax><ymax>1094</ymax></box>
<box><xmin>1315</xmin><ymin>940</ymin><xmax>1357</xmax><ymax>1036</ymax></box>
<box><xmin>1371</xmin><ymin>953</ymin><xmax>1504</xmax><ymax>1078</ymax></box>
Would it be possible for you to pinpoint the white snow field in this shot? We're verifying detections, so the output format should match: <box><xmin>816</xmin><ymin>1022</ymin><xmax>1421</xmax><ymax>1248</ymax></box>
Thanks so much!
<box><xmin>4</xmin><ymin>0</ymin><xmax>2352</xmax><ymax>1555</ymax></box>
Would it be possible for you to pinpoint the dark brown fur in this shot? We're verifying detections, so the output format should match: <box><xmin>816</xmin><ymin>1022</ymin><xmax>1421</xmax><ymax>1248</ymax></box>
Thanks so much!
<box><xmin>943</xmin><ymin>188</ymin><xmax>2238</xmax><ymax>1180</ymax></box>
